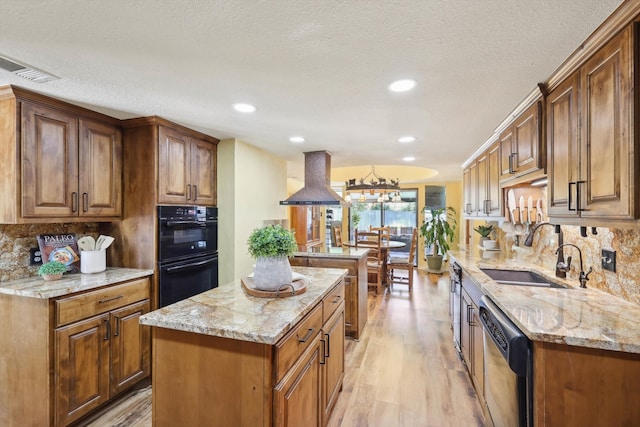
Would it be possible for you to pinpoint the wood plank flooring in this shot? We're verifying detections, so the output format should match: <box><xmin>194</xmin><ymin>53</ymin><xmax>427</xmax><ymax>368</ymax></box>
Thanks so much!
<box><xmin>80</xmin><ymin>269</ymin><xmax>485</xmax><ymax>427</ymax></box>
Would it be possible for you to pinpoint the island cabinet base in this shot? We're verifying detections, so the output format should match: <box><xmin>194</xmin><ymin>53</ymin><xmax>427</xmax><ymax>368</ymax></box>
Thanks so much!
<box><xmin>152</xmin><ymin>328</ymin><xmax>274</xmax><ymax>426</ymax></box>
<box><xmin>533</xmin><ymin>341</ymin><xmax>640</xmax><ymax>426</ymax></box>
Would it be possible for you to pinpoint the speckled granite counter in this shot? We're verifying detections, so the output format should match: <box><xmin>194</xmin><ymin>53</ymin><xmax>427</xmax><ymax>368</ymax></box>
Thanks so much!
<box><xmin>450</xmin><ymin>250</ymin><xmax>640</xmax><ymax>354</ymax></box>
<box><xmin>139</xmin><ymin>266</ymin><xmax>347</xmax><ymax>345</ymax></box>
<box><xmin>294</xmin><ymin>246</ymin><xmax>369</xmax><ymax>259</ymax></box>
<box><xmin>0</xmin><ymin>267</ymin><xmax>154</xmax><ymax>299</ymax></box>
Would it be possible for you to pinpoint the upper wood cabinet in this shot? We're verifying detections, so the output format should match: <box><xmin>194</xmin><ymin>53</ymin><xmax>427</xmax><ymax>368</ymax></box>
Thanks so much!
<box><xmin>157</xmin><ymin>125</ymin><xmax>216</xmax><ymax>205</ymax></box>
<box><xmin>123</xmin><ymin>117</ymin><xmax>218</xmax><ymax>207</ymax></box>
<box><xmin>547</xmin><ymin>25</ymin><xmax>635</xmax><ymax>222</ymax></box>
<box><xmin>499</xmin><ymin>100</ymin><xmax>544</xmax><ymax>182</ymax></box>
<box><xmin>0</xmin><ymin>85</ymin><xmax>122</xmax><ymax>223</ymax></box>
<box><xmin>463</xmin><ymin>143</ymin><xmax>501</xmax><ymax>218</ymax></box>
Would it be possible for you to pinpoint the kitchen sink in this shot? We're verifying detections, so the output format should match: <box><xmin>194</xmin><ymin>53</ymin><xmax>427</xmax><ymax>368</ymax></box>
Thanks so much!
<box><xmin>480</xmin><ymin>268</ymin><xmax>569</xmax><ymax>289</ymax></box>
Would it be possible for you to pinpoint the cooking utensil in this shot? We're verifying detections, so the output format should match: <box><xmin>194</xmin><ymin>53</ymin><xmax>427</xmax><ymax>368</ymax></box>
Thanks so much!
<box><xmin>527</xmin><ymin>196</ymin><xmax>533</xmax><ymax>223</ymax></box>
<box><xmin>507</xmin><ymin>190</ymin><xmax>517</xmax><ymax>223</ymax></box>
<box><xmin>536</xmin><ymin>198</ymin><xmax>544</xmax><ymax>222</ymax></box>
<box><xmin>518</xmin><ymin>196</ymin><xmax>525</xmax><ymax>224</ymax></box>
<box><xmin>96</xmin><ymin>235</ymin><xmax>115</xmax><ymax>250</ymax></box>
<box><xmin>77</xmin><ymin>236</ymin><xmax>95</xmax><ymax>251</ymax></box>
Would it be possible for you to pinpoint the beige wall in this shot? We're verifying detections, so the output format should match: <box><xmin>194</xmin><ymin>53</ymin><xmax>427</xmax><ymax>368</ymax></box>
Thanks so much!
<box><xmin>217</xmin><ymin>139</ymin><xmax>289</xmax><ymax>283</ymax></box>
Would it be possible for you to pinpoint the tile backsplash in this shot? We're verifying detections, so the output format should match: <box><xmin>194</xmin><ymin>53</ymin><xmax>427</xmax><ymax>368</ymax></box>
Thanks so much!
<box><xmin>0</xmin><ymin>223</ymin><xmax>98</xmax><ymax>281</ymax></box>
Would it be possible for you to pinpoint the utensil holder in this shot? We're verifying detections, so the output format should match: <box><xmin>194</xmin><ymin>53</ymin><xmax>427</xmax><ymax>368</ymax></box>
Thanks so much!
<box><xmin>81</xmin><ymin>250</ymin><xmax>106</xmax><ymax>273</ymax></box>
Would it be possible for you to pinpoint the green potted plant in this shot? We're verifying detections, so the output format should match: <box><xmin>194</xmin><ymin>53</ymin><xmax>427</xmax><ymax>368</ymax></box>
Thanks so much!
<box><xmin>473</xmin><ymin>224</ymin><xmax>496</xmax><ymax>249</ymax></box>
<box><xmin>248</xmin><ymin>225</ymin><xmax>298</xmax><ymax>291</ymax></box>
<box><xmin>37</xmin><ymin>260</ymin><xmax>67</xmax><ymax>281</ymax></box>
<box><xmin>420</xmin><ymin>206</ymin><xmax>457</xmax><ymax>271</ymax></box>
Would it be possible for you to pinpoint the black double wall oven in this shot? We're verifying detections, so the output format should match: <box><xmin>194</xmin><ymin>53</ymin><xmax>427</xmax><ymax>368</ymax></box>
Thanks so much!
<box><xmin>158</xmin><ymin>205</ymin><xmax>218</xmax><ymax>307</ymax></box>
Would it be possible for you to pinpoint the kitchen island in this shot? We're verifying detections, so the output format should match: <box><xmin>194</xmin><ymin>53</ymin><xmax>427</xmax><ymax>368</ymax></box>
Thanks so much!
<box><xmin>139</xmin><ymin>266</ymin><xmax>347</xmax><ymax>427</ymax></box>
<box><xmin>291</xmin><ymin>246</ymin><xmax>368</xmax><ymax>339</ymax></box>
<box><xmin>449</xmin><ymin>250</ymin><xmax>640</xmax><ymax>426</ymax></box>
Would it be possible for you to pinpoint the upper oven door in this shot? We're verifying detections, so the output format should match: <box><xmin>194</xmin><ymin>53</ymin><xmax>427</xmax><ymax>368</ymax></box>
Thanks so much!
<box><xmin>158</xmin><ymin>216</ymin><xmax>217</xmax><ymax>262</ymax></box>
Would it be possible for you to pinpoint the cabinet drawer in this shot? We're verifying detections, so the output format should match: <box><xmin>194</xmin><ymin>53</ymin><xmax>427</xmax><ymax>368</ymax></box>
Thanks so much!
<box><xmin>322</xmin><ymin>280</ymin><xmax>345</xmax><ymax>324</ymax></box>
<box><xmin>275</xmin><ymin>303</ymin><xmax>322</xmax><ymax>383</ymax></box>
<box><xmin>55</xmin><ymin>278</ymin><xmax>150</xmax><ymax>327</ymax></box>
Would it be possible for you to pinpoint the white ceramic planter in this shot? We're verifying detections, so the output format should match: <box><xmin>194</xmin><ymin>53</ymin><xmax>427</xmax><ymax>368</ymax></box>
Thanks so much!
<box><xmin>253</xmin><ymin>256</ymin><xmax>293</xmax><ymax>291</ymax></box>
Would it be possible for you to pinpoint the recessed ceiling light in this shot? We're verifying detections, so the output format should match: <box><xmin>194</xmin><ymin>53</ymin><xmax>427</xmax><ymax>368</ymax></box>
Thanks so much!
<box><xmin>403</xmin><ymin>156</ymin><xmax>416</xmax><ymax>162</ymax></box>
<box><xmin>388</xmin><ymin>79</ymin><xmax>417</xmax><ymax>93</ymax></box>
<box><xmin>289</xmin><ymin>136</ymin><xmax>305</xmax><ymax>143</ymax></box>
<box><xmin>398</xmin><ymin>136</ymin><xmax>415</xmax><ymax>143</ymax></box>
<box><xmin>232</xmin><ymin>103</ymin><xmax>257</xmax><ymax>113</ymax></box>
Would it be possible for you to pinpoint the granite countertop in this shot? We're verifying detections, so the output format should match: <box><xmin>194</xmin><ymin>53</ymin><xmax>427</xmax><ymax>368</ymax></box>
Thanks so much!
<box><xmin>0</xmin><ymin>268</ymin><xmax>154</xmax><ymax>299</ymax></box>
<box><xmin>450</xmin><ymin>250</ymin><xmax>640</xmax><ymax>354</ymax></box>
<box><xmin>293</xmin><ymin>246</ymin><xmax>369</xmax><ymax>259</ymax></box>
<box><xmin>139</xmin><ymin>266</ymin><xmax>347</xmax><ymax>345</ymax></box>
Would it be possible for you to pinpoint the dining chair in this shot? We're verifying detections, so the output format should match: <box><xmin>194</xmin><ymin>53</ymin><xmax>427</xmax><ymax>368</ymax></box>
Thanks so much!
<box><xmin>369</xmin><ymin>225</ymin><xmax>391</xmax><ymax>242</ymax></box>
<box><xmin>387</xmin><ymin>228</ymin><xmax>418</xmax><ymax>292</ymax></box>
<box><xmin>355</xmin><ymin>229</ymin><xmax>384</xmax><ymax>294</ymax></box>
<box><xmin>332</xmin><ymin>225</ymin><xmax>344</xmax><ymax>247</ymax></box>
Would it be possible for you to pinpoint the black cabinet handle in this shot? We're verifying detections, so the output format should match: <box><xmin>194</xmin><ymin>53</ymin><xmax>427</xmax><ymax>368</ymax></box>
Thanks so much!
<box><xmin>98</xmin><ymin>295</ymin><xmax>123</xmax><ymax>304</ymax></box>
<box><xmin>296</xmin><ymin>328</ymin><xmax>315</xmax><ymax>343</ymax></box>
<box><xmin>104</xmin><ymin>318</ymin><xmax>110</xmax><ymax>341</ymax></box>
<box><xmin>568</xmin><ymin>182</ymin><xmax>576</xmax><ymax>211</ymax></box>
<box><xmin>186</xmin><ymin>184</ymin><xmax>191</xmax><ymax>200</ymax></box>
<box><xmin>325</xmin><ymin>333</ymin><xmax>330</xmax><ymax>358</ymax></box>
<box><xmin>72</xmin><ymin>192</ymin><xmax>78</xmax><ymax>213</ymax></box>
<box><xmin>82</xmin><ymin>192</ymin><xmax>88</xmax><ymax>212</ymax></box>
<box><xmin>193</xmin><ymin>185</ymin><xmax>198</xmax><ymax>201</ymax></box>
<box><xmin>320</xmin><ymin>338</ymin><xmax>326</xmax><ymax>365</ymax></box>
<box><xmin>576</xmin><ymin>181</ymin><xmax>586</xmax><ymax>211</ymax></box>
<box><xmin>114</xmin><ymin>316</ymin><xmax>120</xmax><ymax>337</ymax></box>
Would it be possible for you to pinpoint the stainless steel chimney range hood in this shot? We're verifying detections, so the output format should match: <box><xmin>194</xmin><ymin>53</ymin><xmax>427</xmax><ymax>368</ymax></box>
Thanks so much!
<box><xmin>280</xmin><ymin>151</ymin><xmax>348</xmax><ymax>206</ymax></box>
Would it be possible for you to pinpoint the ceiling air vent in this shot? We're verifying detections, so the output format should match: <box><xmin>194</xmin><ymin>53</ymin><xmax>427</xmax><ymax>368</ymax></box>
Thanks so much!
<box><xmin>0</xmin><ymin>54</ymin><xmax>58</xmax><ymax>83</ymax></box>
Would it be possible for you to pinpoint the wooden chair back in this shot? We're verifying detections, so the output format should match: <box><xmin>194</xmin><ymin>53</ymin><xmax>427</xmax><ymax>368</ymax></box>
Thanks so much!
<box><xmin>388</xmin><ymin>227</ymin><xmax>418</xmax><ymax>292</ymax></box>
<box><xmin>355</xmin><ymin>229</ymin><xmax>384</xmax><ymax>294</ymax></box>
<box><xmin>369</xmin><ymin>225</ymin><xmax>391</xmax><ymax>242</ymax></box>
<box><xmin>332</xmin><ymin>225</ymin><xmax>343</xmax><ymax>247</ymax></box>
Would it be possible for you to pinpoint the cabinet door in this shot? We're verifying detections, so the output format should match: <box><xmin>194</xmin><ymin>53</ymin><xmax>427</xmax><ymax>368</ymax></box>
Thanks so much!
<box><xmin>190</xmin><ymin>137</ymin><xmax>217</xmax><ymax>206</ymax></box>
<box><xmin>78</xmin><ymin>119</ymin><xmax>122</xmax><ymax>217</ymax></box>
<box><xmin>476</xmin><ymin>153</ymin><xmax>488</xmax><ymax>216</ymax></box>
<box><xmin>467</xmin><ymin>161</ymin><xmax>479</xmax><ymax>216</ymax></box>
<box><xmin>158</xmin><ymin>125</ymin><xmax>190</xmax><ymax>204</ymax></box>
<box><xmin>580</xmin><ymin>26</ymin><xmax>633</xmax><ymax>219</ymax></box>
<box><xmin>274</xmin><ymin>334</ymin><xmax>322</xmax><ymax>427</ymax></box>
<box><xmin>486</xmin><ymin>143</ymin><xmax>502</xmax><ymax>217</ymax></box>
<box><xmin>460</xmin><ymin>289</ymin><xmax>472</xmax><ymax>368</ymax></box>
<box><xmin>21</xmin><ymin>102</ymin><xmax>78</xmax><ymax>217</ymax></box>
<box><xmin>343</xmin><ymin>275</ymin><xmax>355</xmax><ymax>333</ymax></box>
<box><xmin>471</xmin><ymin>306</ymin><xmax>484</xmax><ymax>396</ymax></box>
<box><xmin>110</xmin><ymin>300</ymin><xmax>151</xmax><ymax>396</ymax></box>
<box><xmin>462</xmin><ymin>166</ymin><xmax>472</xmax><ymax>216</ymax></box>
<box><xmin>513</xmin><ymin>101</ymin><xmax>542</xmax><ymax>176</ymax></box>
<box><xmin>322</xmin><ymin>307</ymin><xmax>345</xmax><ymax>426</ymax></box>
<box><xmin>547</xmin><ymin>72</ymin><xmax>581</xmax><ymax>218</ymax></box>
<box><xmin>499</xmin><ymin>128</ymin><xmax>514</xmax><ymax>180</ymax></box>
<box><xmin>55</xmin><ymin>313</ymin><xmax>110</xmax><ymax>427</ymax></box>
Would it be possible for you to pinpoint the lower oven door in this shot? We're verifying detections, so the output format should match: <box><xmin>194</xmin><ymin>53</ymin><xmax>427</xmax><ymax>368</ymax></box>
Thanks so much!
<box><xmin>158</xmin><ymin>254</ymin><xmax>218</xmax><ymax>307</ymax></box>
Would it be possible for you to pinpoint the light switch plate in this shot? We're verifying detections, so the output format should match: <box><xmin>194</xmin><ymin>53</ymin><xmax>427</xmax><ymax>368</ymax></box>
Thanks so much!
<box><xmin>601</xmin><ymin>249</ymin><xmax>616</xmax><ymax>272</ymax></box>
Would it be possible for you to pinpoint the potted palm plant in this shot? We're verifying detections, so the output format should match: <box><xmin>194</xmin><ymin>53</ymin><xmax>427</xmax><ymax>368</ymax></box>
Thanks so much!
<box><xmin>420</xmin><ymin>207</ymin><xmax>457</xmax><ymax>271</ymax></box>
<box><xmin>248</xmin><ymin>225</ymin><xmax>298</xmax><ymax>291</ymax></box>
<box><xmin>473</xmin><ymin>224</ymin><xmax>496</xmax><ymax>248</ymax></box>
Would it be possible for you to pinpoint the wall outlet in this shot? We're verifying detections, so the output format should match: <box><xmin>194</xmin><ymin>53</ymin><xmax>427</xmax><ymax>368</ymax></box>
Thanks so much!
<box><xmin>601</xmin><ymin>249</ymin><xmax>616</xmax><ymax>272</ymax></box>
<box><xmin>30</xmin><ymin>247</ymin><xmax>42</xmax><ymax>266</ymax></box>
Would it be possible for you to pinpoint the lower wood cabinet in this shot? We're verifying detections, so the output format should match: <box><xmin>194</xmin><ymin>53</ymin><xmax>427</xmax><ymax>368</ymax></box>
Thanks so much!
<box><xmin>461</xmin><ymin>278</ymin><xmax>484</xmax><ymax>404</ymax></box>
<box><xmin>0</xmin><ymin>275</ymin><xmax>151</xmax><ymax>427</ymax></box>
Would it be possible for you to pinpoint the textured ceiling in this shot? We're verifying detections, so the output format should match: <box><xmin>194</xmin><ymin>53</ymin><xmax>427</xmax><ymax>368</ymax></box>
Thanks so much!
<box><xmin>0</xmin><ymin>0</ymin><xmax>623</xmax><ymax>183</ymax></box>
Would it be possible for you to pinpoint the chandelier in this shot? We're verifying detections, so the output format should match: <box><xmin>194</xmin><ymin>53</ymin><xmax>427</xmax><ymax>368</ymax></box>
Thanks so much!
<box><xmin>344</xmin><ymin>165</ymin><xmax>402</xmax><ymax>203</ymax></box>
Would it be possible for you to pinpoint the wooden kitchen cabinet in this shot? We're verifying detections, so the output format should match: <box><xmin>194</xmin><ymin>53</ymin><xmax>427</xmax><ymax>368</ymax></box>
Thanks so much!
<box><xmin>0</xmin><ymin>85</ymin><xmax>123</xmax><ymax>223</ymax></box>
<box><xmin>158</xmin><ymin>125</ymin><xmax>216</xmax><ymax>206</ymax></box>
<box><xmin>499</xmin><ymin>100</ymin><xmax>544</xmax><ymax>182</ymax></box>
<box><xmin>548</xmin><ymin>25</ymin><xmax>635</xmax><ymax>223</ymax></box>
<box><xmin>0</xmin><ymin>274</ymin><xmax>151</xmax><ymax>427</ymax></box>
<box><xmin>461</xmin><ymin>277</ymin><xmax>484</xmax><ymax>402</ymax></box>
<box><xmin>463</xmin><ymin>143</ymin><xmax>501</xmax><ymax>219</ymax></box>
<box><xmin>291</xmin><ymin>206</ymin><xmax>323</xmax><ymax>250</ymax></box>
<box><xmin>293</xmin><ymin>254</ymin><xmax>368</xmax><ymax>340</ymax></box>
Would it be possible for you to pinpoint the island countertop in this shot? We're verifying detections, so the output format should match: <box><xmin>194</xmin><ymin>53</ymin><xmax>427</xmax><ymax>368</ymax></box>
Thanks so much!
<box><xmin>450</xmin><ymin>250</ymin><xmax>640</xmax><ymax>354</ymax></box>
<box><xmin>0</xmin><ymin>267</ymin><xmax>154</xmax><ymax>299</ymax></box>
<box><xmin>139</xmin><ymin>266</ymin><xmax>347</xmax><ymax>345</ymax></box>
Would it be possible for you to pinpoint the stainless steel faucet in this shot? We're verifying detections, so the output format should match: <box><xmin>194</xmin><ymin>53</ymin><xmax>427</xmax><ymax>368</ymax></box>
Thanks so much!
<box><xmin>523</xmin><ymin>222</ymin><xmax>566</xmax><ymax>279</ymax></box>
<box><xmin>555</xmin><ymin>243</ymin><xmax>593</xmax><ymax>288</ymax></box>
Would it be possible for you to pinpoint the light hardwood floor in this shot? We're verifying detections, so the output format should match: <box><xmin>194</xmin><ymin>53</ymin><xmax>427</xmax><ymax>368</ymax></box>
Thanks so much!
<box><xmin>80</xmin><ymin>269</ymin><xmax>486</xmax><ymax>427</ymax></box>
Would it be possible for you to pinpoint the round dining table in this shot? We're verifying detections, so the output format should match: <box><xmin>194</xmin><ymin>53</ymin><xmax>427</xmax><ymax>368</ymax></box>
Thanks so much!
<box><xmin>343</xmin><ymin>239</ymin><xmax>406</xmax><ymax>288</ymax></box>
